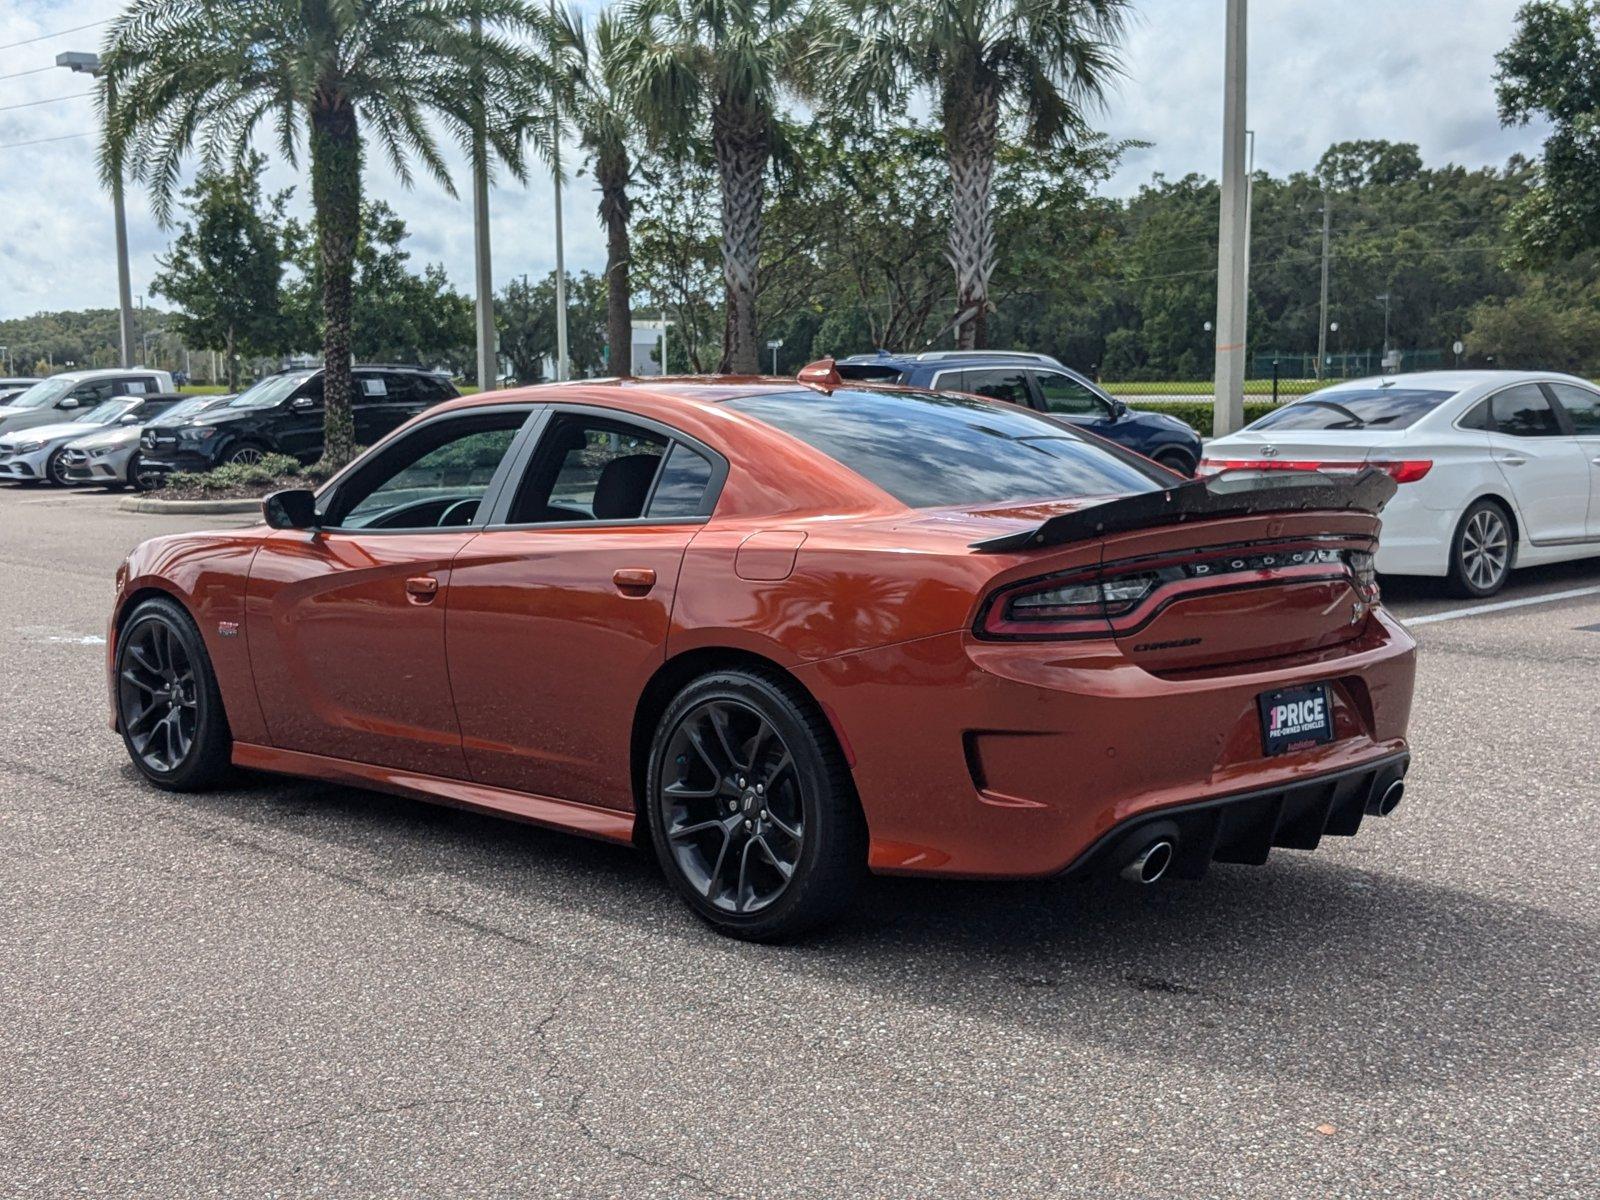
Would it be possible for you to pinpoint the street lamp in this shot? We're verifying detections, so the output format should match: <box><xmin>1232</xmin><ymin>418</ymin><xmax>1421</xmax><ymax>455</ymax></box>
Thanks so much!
<box><xmin>57</xmin><ymin>51</ymin><xmax>136</xmax><ymax>371</ymax></box>
<box><xmin>1375</xmin><ymin>293</ymin><xmax>1395</xmax><ymax>363</ymax></box>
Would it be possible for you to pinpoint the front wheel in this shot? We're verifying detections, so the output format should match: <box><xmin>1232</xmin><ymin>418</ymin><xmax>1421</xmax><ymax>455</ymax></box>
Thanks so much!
<box><xmin>1448</xmin><ymin>499</ymin><xmax>1514</xmax><ymax>598</ymax></box>
<box><xmin>645</xmin><ymin>668</ymin><xmax>866</xmax><ymax>941</ymax></box>
<box><xmin>1153</xmin><ymin>449</ymin><xmax>1194</xmax><ymax>476</ymax></box>
<box><xmin>115</xmin><ymin>597</ymin><xmax>232</xmax><ymax>790</ymax></box>
<box><xmin>45</xmin><ymin>448</ymin><xmax>73</xmax><ymax>487</ymax></box>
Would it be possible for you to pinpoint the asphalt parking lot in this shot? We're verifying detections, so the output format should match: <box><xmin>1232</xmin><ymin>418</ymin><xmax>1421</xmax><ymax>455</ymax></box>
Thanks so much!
<box><xmin>1</xmin><ymin>485</ymin><xmax>1596</xmax><ymax>1199</ymax></box>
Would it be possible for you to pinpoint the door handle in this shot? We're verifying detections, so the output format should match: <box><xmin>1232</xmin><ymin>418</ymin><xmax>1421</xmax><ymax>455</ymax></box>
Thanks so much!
<box><xmin>405</xmin><ymin>575</ymin><xmax>440</xmax><ymax>603</ymax></box>
<box><xmin>612</xmin><ymin>567</ymin><xmax>657</xmax><ymax>595</ymax></box>
<box><xmin>1591</xmin><ymin>456</ymin><xmax>1600</xmax><ymax>466</ymax></box>
<box><xmin>1501</xmin><ymin>455</ymin><xmax>1528</xmax><ymax>467</ymax></box>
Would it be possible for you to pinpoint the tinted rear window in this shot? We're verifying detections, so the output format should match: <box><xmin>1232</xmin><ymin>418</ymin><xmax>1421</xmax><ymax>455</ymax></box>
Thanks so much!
<box><xmin>1250</xmin><ymin>388</ymin><xmax>1455</xmax><ymax>431</ymax></box>
<box><xmin>835</xmin><ymin>363</ymin><xmax>905</xmax><ymax>383</ymax></box>
<box><xmin>724</xmin><ymin>389</ymin><xmax>1164</xmax><ymax>508</ymax></box>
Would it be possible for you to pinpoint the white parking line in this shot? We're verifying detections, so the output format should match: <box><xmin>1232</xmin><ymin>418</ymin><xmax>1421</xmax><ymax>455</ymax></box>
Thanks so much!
<box><xmin>1401</xmin><ymin>584</ymin><xmax>1600</xmax><ymax>626</ymax></box>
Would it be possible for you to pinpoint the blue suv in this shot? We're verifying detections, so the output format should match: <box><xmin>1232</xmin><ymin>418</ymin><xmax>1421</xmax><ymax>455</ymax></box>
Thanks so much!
<box><xmin>836</xmin><ymin>351</ymin><xmax>1202</xmax><ymax>475</ymax></box>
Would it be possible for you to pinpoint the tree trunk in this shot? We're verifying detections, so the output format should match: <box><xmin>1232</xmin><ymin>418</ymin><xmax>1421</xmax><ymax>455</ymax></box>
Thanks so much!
<box><xmin>310</xmin><ymin>95</ymin><xmax>361</xmax><ymax>467</ymax></box>
<box><xmin>944</xmin><ymin>82</ymin><xmax>1000</xmax><ymax>350</ymax></box>
<box><xmin>597</xmin><ymin>144</ymin><xmax>634</xmax><ymax>375</ymax></box>
<box><xmin>713</xmin><ymin>98</ymin><xmax>767</xmax><ymax>374</ymax></box>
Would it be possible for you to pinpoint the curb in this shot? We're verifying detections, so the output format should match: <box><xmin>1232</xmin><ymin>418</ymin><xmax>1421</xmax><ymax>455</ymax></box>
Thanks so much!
<box><xmin>117</xmin><ymin>495</ymin><xmax>263</xmax><ymax>515</ymax></box>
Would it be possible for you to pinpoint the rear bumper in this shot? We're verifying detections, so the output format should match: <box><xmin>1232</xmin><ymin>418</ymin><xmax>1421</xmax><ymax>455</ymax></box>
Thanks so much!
<box><xmin>798</xmin><ymin>609</ymin><xmax>1416</xmax><ymax>879</ymax></box>
<box><xmin>1060</xmin><ymin>751</ymin><xmax>1409</xmax><ymax>881</ymax></box>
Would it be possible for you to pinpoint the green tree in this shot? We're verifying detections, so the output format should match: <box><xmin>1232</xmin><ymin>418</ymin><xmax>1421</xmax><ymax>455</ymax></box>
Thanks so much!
<box><xmin>835</xmin><ymin>0</ymin><xmax>1129</xmax><ymax>348</ymax></box>
<box><xmin>495</xmin><ymin>271</ymin><xmax>609</xmax><ymax>382</ymax></box>
<box><xmin>1496</xmin><ymin>0</ymin><xmax>1600</xmax><ymax>265</ymax></box>
<box><xmin>631</xmin><ymin>152</ymin><xmax>724</xmax><ymax>372</ymax></box>
<box><xmin>618</xmin><ymin>0</ymin><xmax>830</xmax><ymax>372</ymax></box>
<box><xmin>282</xmin><ymin>202</ymin><xmax>474</xmax><ymax>370</ymax></box>
<box><xmin>555</xmin><ymin>7</ymin><xmax>639</xmax><ymax>373</ymax></box>
<box><xmin>103</xmin><ymin>0</ymin><xmax>550</xmax><ymax>466</ymax></box>
<box><xmin>149</xmin><ymin>156</ymin><xmax>287</xmax><ymax>390</ymax></box>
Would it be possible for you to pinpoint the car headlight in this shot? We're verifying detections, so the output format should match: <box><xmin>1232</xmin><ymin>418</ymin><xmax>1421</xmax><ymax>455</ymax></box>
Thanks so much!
<box><xmin>13</xmin><ymin>441</ymin><xmax>43</xmax><ymax>454</ymax></box>
<box><xmin>90</xmin><ymin>447</ymin><xmax>112</xmax><ymax>458</ymax></box>
<box><xmin>180</xmin><ymin>426</ymin><xmax>219</xmax><ymax>442</ymax></box>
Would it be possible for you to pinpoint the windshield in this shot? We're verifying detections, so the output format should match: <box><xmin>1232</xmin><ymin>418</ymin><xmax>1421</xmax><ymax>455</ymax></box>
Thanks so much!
<box><xmin>5</xmin><ymin>376</ymin><xmax>80</xmax><ymax>410</ymax></box>
<box><xmin>75</xmin><ymin>400</ymin><xmax>138</xmax><ymax>425</ymax></box>
<box><xmin>159</xmin><ymin>396</ymin><xmax>223</xmax><ymax>424</ymax></box>
<box><xmin>723</xmin><ymin>388</ymin><xmax>1166</xmax><ymax>508</ymax></box>
<box><xmin>228</xmin><ymin>372</ymin><xmax>311</xmax><ymax>410</ymax></box>
<box><xmin>1249</xmin><ymin>387</ymin><xmax>1456</xmax><ymax>431</ymax></box>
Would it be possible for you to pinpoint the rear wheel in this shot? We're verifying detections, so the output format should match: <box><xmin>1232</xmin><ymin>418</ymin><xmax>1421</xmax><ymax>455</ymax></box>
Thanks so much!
<box><xmin>115</xmin><ymin>597</ymin><xmax>232</xmax><ymax>790</ymax></box>
<box><xmin>128</xmin><ymin>452</ymin><xmax>159</xmax><ymax>492</ymax></box>
<box><xmin>1448</xmin><ymin>499</ymin><xmax>1513</xmax><ymax>598</ymax></box>
<box><xmin>646</xmin><ymin>668</ymin><xmax>866</xmax><ymax>941</ymax></box>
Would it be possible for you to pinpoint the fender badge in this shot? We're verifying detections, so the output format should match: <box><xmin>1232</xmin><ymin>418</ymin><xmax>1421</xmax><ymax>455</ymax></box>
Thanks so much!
<box><xmin>217</xmin><ymin>621</ymin><xmax>240</xmax><ymax>638</ymax></box>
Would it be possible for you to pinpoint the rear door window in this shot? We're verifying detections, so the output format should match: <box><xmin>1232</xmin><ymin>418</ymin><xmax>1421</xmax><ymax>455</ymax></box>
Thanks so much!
<box><xmin>1546</xmin><ymin>382</ymin><xmax>1600</xmax><ymax>435</ymax></box>
<box><xmin>646</xmin><ymin>443</ymin><xmax>715</xmax><ymax>517</ymax></box>
<box><xmin>960</xmin><ymin>369</ymin><xmax>1030</xmax><ymax>406</ymax></box>
<box><xmin>508</xmin><ymin>414</ymin><xmax>669</xmax><ymax>524</ymax></box>
<box><xmin>1490</xmin><ymin>384</ymin><xmax>1564</xmax><ymax>438</ymax></box>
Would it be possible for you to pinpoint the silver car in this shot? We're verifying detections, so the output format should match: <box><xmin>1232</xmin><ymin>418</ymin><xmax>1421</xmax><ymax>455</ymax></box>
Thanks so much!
<box><xmin>61</xmin><ymin>393</ymin><xmax>232</xmax><ymax>490</ymax></box>
<box><xmin>0</xmin><ymin>368</ymin><xmax>175</xmax><ymax>439</ymax></box>
<box><xmin>0</xmin><ymin>395</ymin><xmax>184</xmax><ymax>486</ymax></box>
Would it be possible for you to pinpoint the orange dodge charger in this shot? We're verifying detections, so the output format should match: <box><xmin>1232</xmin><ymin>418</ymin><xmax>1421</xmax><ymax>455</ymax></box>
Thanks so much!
<box><xmin>109</xmin><ymin>366</ymin><xmax>1416</xmax><ymax>940</ymax></box>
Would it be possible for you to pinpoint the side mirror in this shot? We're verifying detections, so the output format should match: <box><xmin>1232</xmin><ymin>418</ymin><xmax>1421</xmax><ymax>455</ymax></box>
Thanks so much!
<box><xmin>290</xmin><ymin>396</ymin><xmax>318</xmax><ymax>411</ymax></box>
<box><xmin>119</xmin><ymin>414</ymin><xmax>143</xmax><ymax>425</ymax></box>
<box><xmin>263</xmin><ymin>488</ymin><xmax>318</xmax><ymax>530</ymax></box>
<box><xmin>57</xmin><ymin>397</ymin><xmax>80</xmax><ymax>410</ymax></box>
<box><xmin>1110</xmin><ymin>399</ymin><xmax>1129</xmax><ymax>419</ymax></box>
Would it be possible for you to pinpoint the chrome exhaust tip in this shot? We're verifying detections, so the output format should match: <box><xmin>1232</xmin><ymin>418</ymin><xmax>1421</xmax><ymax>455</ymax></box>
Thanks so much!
<box><xmin>1120</xmin><ymin>838</ymin><xmax>1175</xmax><ymax>885</ymax></box>
<box><xmin>1367</xmin><ymin>778</ymin><xmax>1405</xmax><ymax>817</ymax></box>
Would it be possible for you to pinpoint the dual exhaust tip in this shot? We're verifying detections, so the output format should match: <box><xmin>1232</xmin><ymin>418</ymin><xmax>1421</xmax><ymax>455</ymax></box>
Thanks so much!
<box><xmin>1116</xmin><ymin>777</ymin><xmax>1406</xmax><ymax>886</ymax></box>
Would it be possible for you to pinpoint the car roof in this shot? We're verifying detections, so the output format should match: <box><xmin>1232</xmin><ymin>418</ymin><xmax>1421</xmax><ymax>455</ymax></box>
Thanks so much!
<box><xmin>837</xmin><ymin>351</ymin><xmax>1064</xmax><ymax>370</ymax></box>
<box><xmin>1313</xmin><ymin>369</ymin><xmax>1595</xmax><ymax>393</ymax></box>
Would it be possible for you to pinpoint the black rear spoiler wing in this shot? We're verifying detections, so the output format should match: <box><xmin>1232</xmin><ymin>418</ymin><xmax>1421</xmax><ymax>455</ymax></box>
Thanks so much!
<box><xmin>969</xmin><ymin>469</ymin><xmax>1398</xmax><ymax>553</ymax></box>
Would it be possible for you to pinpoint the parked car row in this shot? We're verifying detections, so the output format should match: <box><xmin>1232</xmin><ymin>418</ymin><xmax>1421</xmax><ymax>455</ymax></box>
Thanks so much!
<box><xmin>0</xmin><ymin>364</ymin><xmax>460</xmax><ymax>490</ymax></box>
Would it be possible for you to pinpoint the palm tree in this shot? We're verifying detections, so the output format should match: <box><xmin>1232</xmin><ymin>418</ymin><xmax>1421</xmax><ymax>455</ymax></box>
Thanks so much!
<box><xmin>553</xmin><ymin>6</ymin><xmax>638</xmax><ymax>376</ymax></box>
<box><xmin>618</xmin><ymin>0</ymin><xmax>828</xmax><ymax>374</ymax></box>
<box><xmin>102</xmin><ymin>0</ymin><xmax>551</xmax><ymax>466</ymax></box>
<box><xmin>833</xmin><ymin>0</ymin><xmax>1129</xmax><ymax>349</ymax></box>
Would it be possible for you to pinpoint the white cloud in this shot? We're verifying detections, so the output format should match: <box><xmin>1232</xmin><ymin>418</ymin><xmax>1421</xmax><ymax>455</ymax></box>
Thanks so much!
<box><xmin>0</xmin><ymin>0</ymin><xmax>1553</xmax><ymax>321</ymax></box>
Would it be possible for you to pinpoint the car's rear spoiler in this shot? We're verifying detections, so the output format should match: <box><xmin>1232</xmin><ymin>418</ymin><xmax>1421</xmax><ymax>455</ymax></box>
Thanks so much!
<box><xmin>969</xmin><ymin>468</ymin><xmax>1398</xmax><ymax>553</ymax></box>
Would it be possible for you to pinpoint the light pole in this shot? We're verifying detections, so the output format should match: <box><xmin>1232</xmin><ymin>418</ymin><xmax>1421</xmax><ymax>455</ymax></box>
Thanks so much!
<box><xmin>551</xmin><ymin>107</ymin><xmax>570</xmax><ymax>382</ymax></box>
<box><xmin>469</xmin><ymin>13</ymin><xmax>497</xmax><ymax>394</ymax></box>
<box><xmin>767</xmin><ymin>338</ymin><xmax>783</xmax><ymax>375</ymax></box>
<box><xmin>58</xmin><ymin>51</ymin><xmax>135</xmax><ymax>370</ymax></box>
<box><xmin>1212</xmin><ymin>0</ymin><xmax>1249</xmax><ymax>436</ymax></box>
<box><xmin>1376</xmin><ymin>293</ymin><xmax>1394</xmax><ymax>367</ymax></box>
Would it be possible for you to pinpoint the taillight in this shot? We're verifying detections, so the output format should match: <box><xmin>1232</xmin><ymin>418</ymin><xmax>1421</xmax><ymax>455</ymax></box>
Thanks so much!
<box><xmin>1197</xmin><ymin>458</ymin><xmax>1431</xmax><ymax>484</ymax></box>
<box><xmin>981</xmin><ymin>570</ymin><xmax>1158</xmax><ymax>638</ymax></box>
<box><xmin>977</xmin><ymin>544</ymin><xmax>1374</xmax><ymax>640</ymax></box>
<box><xmin>1366</xmin><ymin>459</ymin><xmax>1432</xmax><ymax>484</ymax></box>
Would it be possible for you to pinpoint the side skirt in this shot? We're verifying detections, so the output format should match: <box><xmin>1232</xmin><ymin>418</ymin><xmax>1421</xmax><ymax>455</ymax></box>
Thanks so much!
<box><xmin>231</xmin><ymin>742</ymin><xmax>638</xmax><ymax>845</ymax></box>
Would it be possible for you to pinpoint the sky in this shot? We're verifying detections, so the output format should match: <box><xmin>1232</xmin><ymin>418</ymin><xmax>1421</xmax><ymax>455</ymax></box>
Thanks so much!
<box><xmin>0</xmin><ymin>0</ymin><xmax>1552</xmax><ymax>322</ymax></box>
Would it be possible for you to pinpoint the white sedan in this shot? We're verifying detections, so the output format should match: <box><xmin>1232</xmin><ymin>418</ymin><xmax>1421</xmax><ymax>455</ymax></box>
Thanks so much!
<box><xmin>1202</xmin><ymin>371</ymin><xmax>1600</xmax><ymax>596</ymax></box>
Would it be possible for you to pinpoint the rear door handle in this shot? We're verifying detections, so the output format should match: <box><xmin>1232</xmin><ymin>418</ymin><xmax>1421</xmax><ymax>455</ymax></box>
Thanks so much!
<box><xmin>1501</xmin><ymin>455</ymin><xmax>1528</xmax><ymax>467</ymax></box>
<box><xmin>405</xmin><ymin>575</ymin><xmax>440</xmax><ymax>603</ymax></box>
<box><xmin>613</xmin><ymin>568</ymin><xmax>656</xmax><ymax>595</ymax></box>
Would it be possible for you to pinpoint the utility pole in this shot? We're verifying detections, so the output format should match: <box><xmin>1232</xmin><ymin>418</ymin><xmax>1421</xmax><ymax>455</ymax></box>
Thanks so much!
<box><xmin>470</xmin><ymin>14</ymin><xmax>497</xmax><ymax>393</ymax></box>
<box><xmin>1317</xmin><ymin>190</ymin><xmax>1332</xmax><ymax>380</ymax></box>
<box><xmin>1243</xmin><ymin>128</ymin><xmax>1255</xmax><ymax>367</ymax></box>
<box><xmin>552</xmin><ymin>105</ymin><xmax>570</xmax><ymax>382</ymax></box>
<box><xmin>58</xmin><ymin>53</ymin><xmax>134</xmax><ymax>369</ymax></box>
<box><xmin>1212</xmin><ymin>0</ymin><xmax>1249</xmax><ymax>436</ymax></box>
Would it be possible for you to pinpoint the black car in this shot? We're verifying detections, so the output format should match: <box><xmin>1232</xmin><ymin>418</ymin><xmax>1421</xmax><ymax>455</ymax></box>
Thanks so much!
<box><xmin>139</xmin><ymin>365</ymin><xmax>459</xmax><ymax>473</ymax></box>
<box><xmin>835</xmin><ymin>351</ymin><xmax>1203</xmax><ymax>474</ymax></box>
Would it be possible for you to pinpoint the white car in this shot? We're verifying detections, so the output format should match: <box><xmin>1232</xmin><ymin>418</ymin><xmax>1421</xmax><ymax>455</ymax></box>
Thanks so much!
<box><xmin>0</xmin><ymin>395</ymin><xmax>183</xmax><ymax>486</ymax></box>
<box><xmin>0</xmin><ymin>368</ymin><xmax>175</xmax><ymax>440</ymax></box>
<box><xmin>1202</xmin><ymin>371</ymin><xmax>1600</xmax><ymax>596</ymax></box>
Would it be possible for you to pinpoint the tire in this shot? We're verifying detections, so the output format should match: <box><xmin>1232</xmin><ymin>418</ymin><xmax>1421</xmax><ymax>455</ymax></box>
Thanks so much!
<box><xmin>1153</xmin><ymin>449</ymin><xmax>1194</xmax><ymax>477</ymax></box>
<box><xmin>645</xmin><ymin>667</ymin><xmax>867</xmax><ymax>941</ymax></box>
<box><xmin>127</xmin><ymin>452</ymin><xmax>155</xmax><ymax>492</ymax></box>
<box><xmin>115</xmin><ymin>596</ymin><xmax>232</xmax><ymax>791</ymax></box>
<box><xmin>222</xmin><ymin>441</ymin><xmax>267</xmax><ymax>466</ymax></box>
<box><xmin>44</xmin><ymin>448</ymin><xmax>73</xmax><ymax>487</ymax></box>
<box><xmin>1448</xmin><ymin>499</ymin><xmax>1514</xmax><ymax>598</ymax></box>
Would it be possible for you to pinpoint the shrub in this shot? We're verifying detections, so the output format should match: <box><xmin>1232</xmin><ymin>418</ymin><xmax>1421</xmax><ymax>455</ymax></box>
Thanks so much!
<box><xmin>1131</xmin><ymin>400</ymin><xmax>1277</xmax><ymax>438</ymax></box>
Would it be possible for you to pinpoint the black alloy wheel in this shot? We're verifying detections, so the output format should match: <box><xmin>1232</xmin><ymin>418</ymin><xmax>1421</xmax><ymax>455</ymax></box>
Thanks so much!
<box><xmin>115</xmin><ymin>598</ymin><xmax>231</xmax><ymax>789</ymax></box>
<box><xmin>647</xmin><ymin>669</ymin><xmax>865</xmax><ymax>941</ymax></box>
